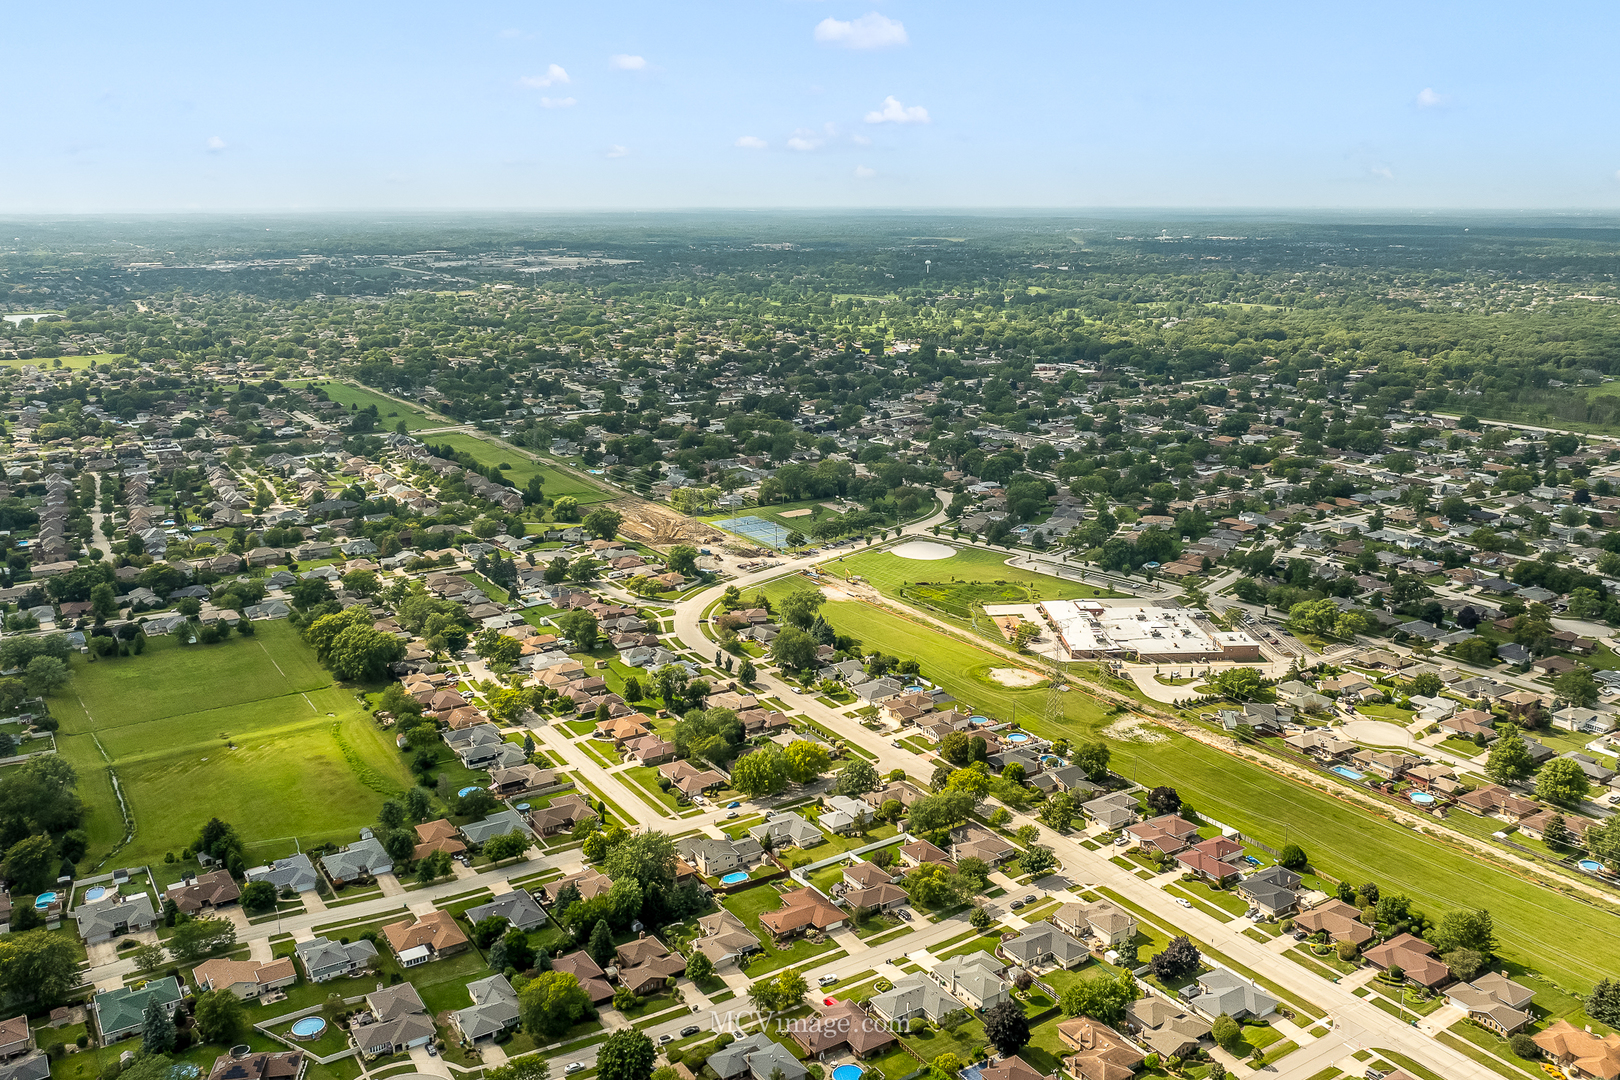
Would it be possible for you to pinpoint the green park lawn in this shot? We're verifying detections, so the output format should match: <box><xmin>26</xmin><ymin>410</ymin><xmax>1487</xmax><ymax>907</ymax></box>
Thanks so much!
<box><xmin>309</xmin><ymin>381</ymin><xmax>443</xmax><ymax>430</ymax></box>
<box><xmin>787</xmin><ymin>574</ymin><xmax>1620</xmax><ymax>994</ymax></box>
<box><xmin>820</xmin><ymin>545</ymin><xmax>1121</xmax><ymax>612</ymax></box>
<box><xmin>427</xmin><ymin>430</ymin><xmax>614</xmax><ymax>505</ymax></box>
<box><xmin>49</xmin><ymin>621</ymin><xmax>417</xmax><ymax>868</ymax></box>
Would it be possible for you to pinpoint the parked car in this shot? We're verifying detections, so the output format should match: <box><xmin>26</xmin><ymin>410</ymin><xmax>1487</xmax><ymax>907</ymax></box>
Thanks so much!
<box><xmin>680</xmin><ymin>1026</ymin><xmax>700</xmax><ymax>1037</ymax></box>
<box><xmin>658</xmin><ymin>1034</ymin><xmax>673</xmax><ymax>1046</ymax></box>
<box><xmin>566</xmin><ymin>1064</ymin><xmax>586</xmax><ymax>1075</ymax></box>
<box><xmin>726</xmin><ymin>801</ymin><xmax>741</xmax><ymax>809</ymax></box>
<box><xmin>1011</xmin><ymin>899</ymin><xmax>1026</xmax><ymax>910</ymax></box>
<box><xmin>1023</xmin><ymin>895</ymin><xmax>1036</xmax><ymax>904</ymax></box>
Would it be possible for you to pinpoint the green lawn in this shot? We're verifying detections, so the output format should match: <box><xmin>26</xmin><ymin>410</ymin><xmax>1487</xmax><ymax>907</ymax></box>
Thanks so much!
<box><xmin>822</xmin><ymin>545</ymin><xmax>1122</xmax><ymax>610</ymax></box>
<box><xmin>49</xmin><ymin>621</ymin><xmax>417</xmax><ymax>868</ymax></box>
<box><xmin>722</xmin><ymin>885</ymin><xmax>840</xmax><ymax>974</ymax></box>
<box><xmin>314</xmin><ymin>382</ymin><xmax>442</xmax><ymax>430</ymax></box>
<box><xmin>427</xmin><ymin>431</ymin><xmax>614</xmax><ymax>505</ymax></box>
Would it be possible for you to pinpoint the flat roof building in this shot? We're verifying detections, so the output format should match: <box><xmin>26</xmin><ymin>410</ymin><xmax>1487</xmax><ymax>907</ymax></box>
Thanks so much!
<box><xmin>1038</xmin><ymin>600</ymin><xmax>1260</xmax><ymax>663</ymax></box>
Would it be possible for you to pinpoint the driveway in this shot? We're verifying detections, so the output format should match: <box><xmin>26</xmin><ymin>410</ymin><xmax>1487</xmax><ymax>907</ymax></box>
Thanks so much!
<box><xmin>407</xmin><ymin>1046</ymin><xmax>451</xmax><ymax>1078</ymax></box>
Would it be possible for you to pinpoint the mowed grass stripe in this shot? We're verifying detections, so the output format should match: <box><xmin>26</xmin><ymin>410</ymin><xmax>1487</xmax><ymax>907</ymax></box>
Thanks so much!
<box><xmin>823</xmin><ymin>545</ymin><xmax>1115</xmax><ymax>602</ymax></box>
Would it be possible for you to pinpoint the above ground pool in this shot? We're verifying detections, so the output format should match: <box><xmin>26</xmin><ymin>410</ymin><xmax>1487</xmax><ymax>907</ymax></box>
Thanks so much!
<box><xmin>969</xmin><ymin>715</ymin><xmax>989</xmax><ymax>724</ymax></box>
<box><xmin>290</xmin><ymin>1017</ymin><xmax>328</xmax><ymax>1039</ymax></box>
<box><xmin>1580</xmin><ymin>859</ymin><xmax>1605</xmax><ymax>873</ymax></box>
<box><xmin>1409</xmin><ymin>792</ymin><xmax>1436</xmax><ymax>806</ymax></box>
<box><xmin>1330</xmin><ymin>766</ymin><xmax>1366</xmax><ymax>781</ymax></box>
<box><xmin>832</xmin><ymin>1066</ymin><xmax>865</xmax><ymax>1080</ymax></box>
<box><xmin>457</xmin><ymin>786</ymin><xmax>479</xmax><ymax>797</ymax></box>
<box><xmin>34</xmin><ymin>891</ymin><xmax>56</xmax><ymax>909</ymax></box>
<box><xmin>514</xmin><ymin>803</ymin><xmax>531</xmax><ymax>812</ymax></box>
<box><xmin>720</xmin><ymin>872</ymin><xmax>750</xmax><ymax>885</ymax></box>
<box><xmin>84</xmin><ymin>886</ymin><xmax>108</xmax><ymax>902</ymax></box>
<box><xmin>1007</xmin><ymin>733</ymin><xmax>1030</xmax><ymax>743</ymax></box>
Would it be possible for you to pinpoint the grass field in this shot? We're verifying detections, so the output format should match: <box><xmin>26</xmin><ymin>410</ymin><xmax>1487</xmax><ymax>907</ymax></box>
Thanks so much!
<box><xmin>790</xmin><ymin>577</ymin><xmax>1620</xmax><ymax>994</ymax></box>
<box><xmin>1</xmin><ymin>352</ymin><xmax>116</xmax><ymax>370</ymax></box>
<box><xmin>822</xmin><ymin>545</ymin><xmax>1119</xmax><ymax>604</ymax></box>
<box><xmin>426</xmin><ymin>431</ymin><xmax>615</xmax><ymax>506</ymax></box>
<box><xmin>311</xmin><ymin>382</ymin><xmax>441</xmax><ymax>430</ymax></box>
<box><xmin>49</xmin><ymin>622</ymin><xmax>415</xmax><ymax>869</ymax></box>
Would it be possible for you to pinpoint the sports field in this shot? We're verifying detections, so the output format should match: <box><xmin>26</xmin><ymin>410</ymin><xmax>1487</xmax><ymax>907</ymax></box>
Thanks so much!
<box><xmin>786</xmin><ymin>577</ymin><xmax>1620</xmax><ymax>992</ymax></box>
<box><xmin>49</xmin><ymin>622</ymin><xmax>414</xmax><ymax>868</ymax></box>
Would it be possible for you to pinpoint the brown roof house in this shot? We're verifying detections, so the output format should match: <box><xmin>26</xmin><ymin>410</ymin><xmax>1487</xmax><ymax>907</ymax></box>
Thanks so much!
<box><xmin>380</xmin><ymin>910</ymin><xmax>469</xmax><ymax>969</ymax></box>
<box><xmin>758</xmin><ymin>888</ymin><xmax>845</xmax><ymax>940</ymax></box>
<box><xmin>614</xmin><ymin>936</ymin><xmax>687</xmax><ymax>995</ymax></box>
<box><xmin>1057</xmin><ymin>1018</ymin><xmax>1145</xmax><ymax>1080</ymax></box>
<box><xmin>552</xmin><ymin>951</ymin><xmax>614</xmax><ymax>1004</ymax></box>
<box><xmin>1534</xmin><ymin>1020</ymin><xmax>1620</xmax><ymax>1080</ymax></box>
<box><xmin>1364</xmin><ymin>933</ymin><xmax>1451</xmax><ymax>988</ymax></box>
<box><xmin>411</xmin><ymin>819</ymin><xmax>468</xmax><ymax>862</ymax></box>
<box><xmin>191</xmin><ymin>958</ymin><xmax>298</xmax><ymax>1000</ymax></box>
<box><xmin>1293</xmin><ymin>899</ymin><xmax>1376</xmax><ymax>948</ymax></box>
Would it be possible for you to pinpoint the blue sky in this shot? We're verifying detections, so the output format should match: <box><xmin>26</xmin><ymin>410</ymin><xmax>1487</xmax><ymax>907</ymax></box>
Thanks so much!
<box><xmin>4</xmin><ymin>0</ymin><xmax>1619</xmax><ymax>212</ymax></box>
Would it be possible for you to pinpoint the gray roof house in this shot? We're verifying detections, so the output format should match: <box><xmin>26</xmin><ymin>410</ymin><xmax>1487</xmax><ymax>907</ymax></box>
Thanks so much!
<box><xmin>1000</xmin><ymin>922</ymin><xmax>1090</xmax><ymax>971</ymax></box>
<box><xmin>1237</xmin><ymin>864</ymin><xmax>1302</xmax><ymax>917</ymax></box>
<box><xmin>245</xmin><ymin>852</ymin><xmax>320</xmax><ymax>893</ymax></box>
<box><xmin>867</xmin><ymin>973</ymin><xmax>965</xmax><ymax>1026</ymax></box>
<box><xmin>75</xmin><ymin>894</ymin><xmax>158</xmax><ymax>945</ymax></box>
<box><xmin>460</xmin><ymin>809</ymin><xmax>531</xmax><ymax>847</ymax></box>
<box><xmin>1192</xmin><ymin>969</ymin><xmax>1278</xmax><ymax>1021</ymax></box>
<box><xmin>818</xmin><ymin>795</ymin><xmax>873</xmax><ymax>834</ymax></box>
<box><xmin>930</xmin><ymin>952</ymin><xmax>1008</xmax><ymax>1011</ymax></box>
<box><xmin>464</xmin><ymin>889</ymin><xmax>547</xmax><ymax>932</ymax></box>
<box><xmin>296</xmin><ymin>936</ymin><xmax>379</xmax><ymax>982</ymax></box>
<box><xmin>747</xmin><ymin>811</ymin><xmax>825</xmax><ymax>849</ymax></box>
<box><xmin>453</xmin><ymin>975</ymin><xmax>521</xmax><ymax>1043</ymax></box>
<box><xmin>679</xmin><ymin>835</ymin><xmax>764</xmax><ymax>877</ymax></box>
<box><xmin>321</xmin><ymin>836</ymin><xmax>393</xmax><ymax>884</ymax></box>
<box><xmin>710</xmin><ymin>1032</ymin><xmax>808</xmax><ymax>1080</ymax></box>
<box><xmin>0</xmin><ymin>1052</ymin><xmax>47</xmax><ymax>1080</ymax></box>
<box><xmin>1083</xmin><ymin>791</ymin><xmax>1139</xmax><ymax>830</ymax></box>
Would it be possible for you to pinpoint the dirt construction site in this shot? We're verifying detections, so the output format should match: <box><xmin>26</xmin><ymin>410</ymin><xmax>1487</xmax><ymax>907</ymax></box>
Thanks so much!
<box><xmin>609</xmin><ymin>497</ymin><xmax>732</xmax><ymax>548</ymax></box>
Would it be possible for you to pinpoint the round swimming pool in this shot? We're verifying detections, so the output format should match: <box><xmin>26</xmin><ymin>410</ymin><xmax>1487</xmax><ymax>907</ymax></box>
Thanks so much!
<box><xmin>720</xmin><ymin>872</ymin><xmax>750</xmax><ymax>885</ymax></box>
<box><xmin>832</xmin><ymin>1066</ymin><xmax>864</xmax><ymax>1080</ymax></box>
<box><xmin>457</xmin><ymin>786</ymin><xmax>479</xmax><ymax>797</ymax></box>
<box><xmin>85</xmin><ymin>886</ymin><xmax>109</xmax><ymax>902</ymax></box>
<box><xmin>1409</xmin><ymin>792</ymin><xmax>1435</xmax><ymax>806</ymax></box>
<box><xmin>34</xmin><ymin>891</ymin><xmax>56</xmax><ymax>909</ymax></box>
<box><xmin>969</xmin><ymin>715</ymin><xmax>989</xmax><ymax>724</ymax></box>
<box><xmin>290</xmin><ymin>1017</ymin><xmax>328</xmax><ymax>1039</ymax></box>
<box><xmin>1007</xmin><ymin>733</ymin><xmax>1030</xmax><ymax>743</ymax></box>
<box><xmin>514</xmin><ymin>803</ymin><xmax>531</xmax><ymax>812</ymax></box>
<box><xmin>1580</xmin><ymin>859</ymin><xmax>1605</xmax><ymax>873</ymax></box>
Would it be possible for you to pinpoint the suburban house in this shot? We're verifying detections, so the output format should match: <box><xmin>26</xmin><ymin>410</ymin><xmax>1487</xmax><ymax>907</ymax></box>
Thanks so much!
<box><xmin>527</xmin><ymin>794</ymin><xmax>595</xmax><ymax>836</ymax></box>
<box><xmin>191</xmin><ymin>957</ymin><xmax>298</xmax><ymax>1000</ymax></box>
<box><xmin>246</xmin><ymin>853</ymin><xmax>320</xmax><ymax>893</ymax></box>
<box><xmin>844</xmin><ymin>881</ymin><xmax>909</xmax><ymax>912</ymax></box>
<box><xmin>788</xmin><ymin>998</ymin><xmax>895</xmax><ymax>1060</ymax></box>
<box><xmin>464</xmin><ymin>889</ymin><xmax>547</xmax><ymax>932</ymax></box>
<box><xmin>295</xmin><ymin>936</ymin><xmax>379</xmax><ymax>982</ymax></box>
<box><xmin>977</xmin><ymin>1059</ymin><xmax>1043</xmax><ymax>1080</ymax></box>
<box><xmin>92</xmin><ymin>978</ymin><xmax>182</xmax><ymax>1043</ymax></box>
<box><xmin>1125</xmin><ymin>814</ymin><xmax>1203</xmax><ymax>856</ymax></box>
<box><xmin>320</xmin><ymin>835</ymin><xmax>394</xmax><ymax>885</ymax></box>
<box><xmin>1054</xmin><ymin>899</ymin><xmax>1136</xmax><ymax>948</ymax></box>
<box><xmin>818</xmin><ymin>795</ymin><xmax>873</xmax><ymax>833</ymax></box>
<box><xmin>1447</xmin><ymin>973</ymin><xmax>1536</xmax><ymax>1035</ymax></box>
<box><xmin>614</xmin><ymin>936</ymin><xmax>687</xmax><ymax>995</ymax></box>
<box><xmin>0</xmin><ymin>1017</ymin><xmax>43</xmax><ymax>1080</ymax></box>
<box><xmin>1174</xmin><ymin>835</ymin><xmax>1246</xmax><ymax>885</ymax></box>
<box><xmin>899</xmin><ymin>838</ymin><xmax>952</xmax><ymax>867</ymax></box>
<box><xmin>712</xmin><ymin>1034</ymin><xmax>808</xmax><ymax>1080</ymax></box>
<box><xmin>930</xmin><ymin>952</ymin><xmax>1008</xmax><ymax>1011</ymax></box>
<box><xmin>867</xmin><ymin>973</ymin><xmax>966</xmax><ymax>1026</ymax></box>
<box><xmin>1124</xmin><ymin>997</ymin><xmax>1208</xmax><ymax>1060</ymax></box>
<box><xmin>748</xmin><ymin>812</ymin><xmax>824</xmax><ymax>850</ymax></box>
<box><xmin>453</xmin><ymin>975</ymin><xmax>521</xmax><ymax>1043</ymax></box>
<box><xmin>352</xmin><ymin>984</ymin><xmax>434</xmax><ymax>1056</ymax></box>
<box><xmin>0</xmin><ymin>1017</ymin><xmax>33</xmax><ymax>1063</ymax></box>
<box><xmin>1293</xmin><ymin>899</ymin><xmax>1375</xmax><ymax>948</ymax></box>
<box><xmin>863</xmin><ymin>780</ymin><xmax>923</xmax><ymax>812</ymax></box>
<box><xmin>204</xmin><ymin>1050</ymin><xmax>304</xmax><ymax>1080</ymax></box>
<box><xmin>382</xmin><ymin>910</ymin><xmax>469</xmax><ymax>967</ymax></box>
<box><xmin>1082</xmin><ymin>791</ymin><xmax>1139</xmax><ymax>830</ymax></box>
<box><xmin>1455</xmin><ymin>784</ymin><xmax>1539</xmax><ymax>822</ymax></box>
<box><xmin>411</xmin><ymin>819</ymin><xmax>467</xmax><ymax>862</ymax></box>
<box><xmin>679</xmin><ymin>835</ymin><xmax>764</xmax><ymax>877</ymax></box>
<box><xmin>692</xmin><ymin>908</ymin><xmax>762</xmax><ymax>968</ymax></box>
<box><xmin>460</xmin><ymin>809</ymin><xmax>531</xmax><ymax>847</ymax></box>
<box><xmin>1533</xmin><ymin>1020</ymin><xmax>1620</xmax><ymax>1079</ymax></box>
<box><xmin>1192</xmin><ymin>969</ymin><xmax>1278</xmax><ymax>1021</ymax></box>
<box><xmin>1237</xmin><ymin>864</ymin><xmax>1302</xmax><ymax>918</ymax></box>
<box><xmin>541</xmin><ymin>868</ymin><xmax>614</xmax><ymax>905</ymax></box>
<box><xmin>758</xmin><ymin>888</ymin><xmax>845</xmax><ymax>939</ymax></box>
<box><xmin>1365</xmin><ymin>934</ymin><xmax>1452</xmax><ymax>988</ymax></box>
<box><xmin>165</xmin><ymin>870</ymin><xmax>241</xmax><ymax>915</ymax></box>
<box><xmin>552</xmin><ymin>951</ymin><xmax>615</xmax><ymax>1003</ymax></box>
<box><xmin>659</xmin><ymin>759</ymin><xmax>727</xmax><ymax>798</ymax></box>
<box><xmin>951</xmin><ymin>824</ymin><xmax>1017</xmax><ymax>865</ymax></box>
<box><xmin>1056</xmin><ymin>1017</ymin><xmax>1145</xmax><ymax>1080</ymax></box>
<box><xmin>75</xmin><ymin>894</ymin><xmax>158</xmax><ymax>945</ymax></box>
<box><xmin>1000</xmin><ymin>921</ymin><xmax>1089</xmax><ymax>971</ymax></box>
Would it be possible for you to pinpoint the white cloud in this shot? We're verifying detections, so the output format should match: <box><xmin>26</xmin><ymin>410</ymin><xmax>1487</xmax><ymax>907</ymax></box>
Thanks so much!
<box><xmin>205</xmin><ymin>135</ymin><xmax>227</xmax><ymax>152</ymax></box>
<box><xmin>851</xmin><ymin>134</ymin><xmax>871</xmax><ymax>146</ymax></box>
<box><xmin>735</xmin><ymin>136</ymin><xmax>768</xmax><ymax>150</ymax></box>
<box><xmin>864</xmin><ymin>96</ymin><xmax>929</xmax><ymax>124</ymax></box>
<box><xmin>605</xmin><ymin>144</ymin><xmax>629</xmax><ymax>158</ymax></box>
<box><xmin>854</xmin><ymin>165</ymin><xmax>876</xmax><ymax>179</ymax></box>
<box><xmin>787</xmin><ymin>136</ymin><xmax>821</xmax><ymax>151</ymax></box>
<box><xmin>610</xmin><ymin>54</ymin><xmax>646</xmax><ymax>70</ymax></box>
<box><xmin>1416</xmin><ymin>87</ymin><xmax>1447</xmax><ymax>108</ymax></box>
<box><xmin>814</xmin><ymin>13</ymin><xmax>908</xmax><ymax>49</ymax></box>
<box><xmin>518</xmin><ymin>64</ymin><xmax>570</xmax><ymax>89</ymax></box>
<box><xmin>540</xmin><ymin>97</ymin><xmax>576</xmax><ymax>109</ymax></box>
<box><xmin>1371</xmin><ymin>164</ymin><xmax>1395</xmax><ymax>180</ymax></box>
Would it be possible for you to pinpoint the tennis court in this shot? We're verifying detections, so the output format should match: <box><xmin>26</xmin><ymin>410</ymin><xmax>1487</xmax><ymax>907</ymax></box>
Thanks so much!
<box><xmin>712</xmin><ymin>515</ymin><xmax>791</xmax><ymax>548</ymax></box>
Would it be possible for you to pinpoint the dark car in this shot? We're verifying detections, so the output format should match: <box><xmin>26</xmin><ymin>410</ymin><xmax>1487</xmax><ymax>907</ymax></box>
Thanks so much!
<box><xmin>680</xmin><ymin>1026</ymin><xmax>700</xmax><ymax>1038</ymax></box>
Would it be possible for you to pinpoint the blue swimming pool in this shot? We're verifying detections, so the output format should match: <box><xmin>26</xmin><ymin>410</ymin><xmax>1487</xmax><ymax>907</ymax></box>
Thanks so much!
<box><xmin>1580</xmin><ymin>859</ymin><xmax>1605</xmax><ymax>873</ymax></box>
<box><xmin>969</xmin><ymin>715</ymin><xmax>989</xmax><ymax>724</ymax></box>
<box><xmin>1007</xmin><ymin>733</ymin><xmax>1030</xmax><ymax>743</ymax></box>
<box><xmin>290</xmin><ymin>1017</ymin><xmax>327</xmax><ymax>1039</ymax></box>
<box><xmin>832</xmin><ymin>1066</ymin><xmax>864</xmax><ymax>1080</ymax></box>
<box><xmin>720</xmin><ymin>872</ymin><xmax>750</xmax><ymax>885</ymax></box>
<box><xmin>1409</xmin><ymin>792</ymin><xmax>1435</xmax><ymax>806</ymax></box>
<box><xmin>34</xmin><ymin>891</ymin><xmax>56</xmax><ymax>909</ymax></box>
<box><xmin>457</xmin><ymin>786</ymin><xmax>479</xmax><ymax>797</ymax></box>
<box><xmin>85</xmin><ymin>886</ymin><xmax>109</xmax><ymax>902</ymax></box>
<box><xmin>1330</xmin><ymin>765</ymin><xmax>1365</xmax><ymax>781</ymax></box>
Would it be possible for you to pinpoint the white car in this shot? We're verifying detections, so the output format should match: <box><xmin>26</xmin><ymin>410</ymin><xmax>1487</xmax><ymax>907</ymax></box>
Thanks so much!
<box><xmin>1175</xmin><ymin>898</ymin><xmax>1192</xmax><ymax>909</ymax></box>
<box><xmin>818</xmin><ymin>974</ymin><xmax>839</xmax><ymax>987</ymax></box>
<box><xmin>565</xmin><ymin>1065</ymin><xmax>586</xmax><ymax>1075</ymax></box>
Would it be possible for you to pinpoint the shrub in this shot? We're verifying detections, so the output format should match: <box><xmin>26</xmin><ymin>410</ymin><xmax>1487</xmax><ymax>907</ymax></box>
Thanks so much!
<box><xmin>1509</xmin><ymin>1033</ymin><xmax>1540</xmax><ymax>1060</ymax></box>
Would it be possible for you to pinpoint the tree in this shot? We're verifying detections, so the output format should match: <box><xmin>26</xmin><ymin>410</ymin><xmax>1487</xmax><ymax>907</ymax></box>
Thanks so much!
<box><xmin>0</xmin><ymin>930</ymin><xmax>80</xmax><ymax>1005</ymax></box>
<box><xmin>652</xmin><ymin>663</ymin><xmax>689</xmax><ymax>707</ymax></box>
<box><xmin>731</xmin><ymin>747</ymin><xmax>789</xmax><ymax>797</ymax></box>
<box><xmin>326</xmin><ymin>624</ymin><xmax>406</xmax><ymax>681</ymax></box>
<box><xmin>783</xmin><ymin>739</ymin><xmax>832</xmax><ymax>783</ymax></box>
<box><xmin>240</xmin><ymin>880</ymin><xmax>277</xmax><ymax>914</ymax></box>
<box><xmin>341</xmin><ymin>569</ymin><xmax>381</xmax><ymax>597</ymax></box>
<box><xmin>1072</xmin><ymin>740</ymin><xmax>1111</xmax><ymax>782</ymax></box>
<box><xmin>749</xmin><ymin>970</ymin><xmax>808</xmax><ymax>1014</ymax></box>
<box><xmin>1536</xmin><ymin>757</ymin><xmax>1592</xmax><ymax>806</ymax></box>
<box><xmin>738</xmin><ymin>659</ymin><xmax>757</xmax><ymax>685</ymax></box>
<box><xmin>778</xmin><ymin>586</ymin><xmax>826</xmax><ymax>630</ymax></box>
<box><xmin>1509</xmin><ymin>1033</ymin><xmax>1542</xmax><ymax>1060</ymax></box>
<box><xmin>931</xmin><ymin>1055</ymin><xmax>961</xmax><ymax>1080</ymax></box>
<box><xmin>90</xmin><ymin>583</ymin><xmax>119</xmax><ymax>621</ymax></box>
<box><xmin>1278</xmin><ymin>844</ymin><xmax>1308</xmax><ymax>871</ymax></box>
<box><xmin>904</xmin><ymin>863</ymin><xmax>964</xmax><ymax>907</ymax></box>
<box><xmin>832</xmin><ymin>757</ymin><xmax>880</xmax><ymax>796</ymax></box>
<box><xmin>474</xmin><ymin>629</ymin><xmax>523</xmax><ymax>669</ymax></box>
<box><xmin>907</xmin><ymin>790</ymin><xmax>976</xmax><ymax>834</ymax></box>
<box><xmin>130</xmin><ymin>942</ymin><xmax>167</xmax><ymax>975</ymax></box>
<box><xmin>141</xmin><ymin>998</ymin><xmax>175</xmax><ymax>1054</ymax></box>
<box><xmin>473</xmin><ymin>916</ymin><xmax>512</xmax><ymax>949</ymax></box>
<box><xmin>969</xmin><ymin>906</ymin><xmax>992</xmax><ymax>931</ymax></box>
<box><xmin>769</xmin><ymin>627</ymin><xmax>819</xmax><ymax>671</ymax></box>
<box><xmin>1486</xmin><ymin>723</ymin><xmax>1536</xmax><ymax>784</ymax></box>
<box><xmin>1543</xmin><ymin>813</ymin><xmax>1573</xmax><ymax>850</ymax></box>
<box><xmin>587</xmin><ymin>918</ymin><xmax>616</xmax><ymax>967</ymax></box>
<box><xmin>193</xmin><ymin>988</ymin><xmax>245</xmax><ymax>1045</ymax></box>
<box><xmin>1208</xmin><ymin>666</ymin><xmax>1264</xmax><ymax>701</ymax></box>
<box><xmin>982</xmin><ymin>1000</ymin><xmax>1031</xmax><ymax>1058</ymax></box>
<box><xmin>665</xmin><ymin>545</ymin><xmax>699</xmax><ymax>577</ymax></box>
<box><xmin>1210</xmin><ymin>1014</ymin><xmax>1240</xmax><ymax>1050</ymax></box>
<box><xmin>1146</xmin><ymin>786</ymin><xmax>1181</xmax><ymax>816</ymax></box>
<box><xmin>1431</xmin><ymin>908</ymin><xmax>1495</xmax><ymax>956</ymax></box>
<box><xmin>1018</xmin><ymin>845</ymin><xmax>1057</xmax><ymax>878</ymax></box>
<box><xmin>1150</xmin><ymin>936</ymin><xmax>1201</xmax><ymax>982</ymax></box>
<box><xmin>1409</xmin><ymin>672</ymin><xmax>1443</xmax><ymax>697</ymax></box>
<box><xmin>582</xmin><ymin>509</ymin><xmax>624</xmax><ymax>541</ymax></box>
<box><xmin>554</xmin><ymin>609</ymin><xmax>600</xmax><ymax>651</ymax></box>
<box><xmin>168</xmin><ymin>916</ymin><xmax>237</xmax><ymax>962</ymax></box>
<box><xmin>24</xmin><ymin>656</ymin><xmax>69</xmax><ymax>696</ymax></box>
<box><xmin>483</xmin><ymin>831</ymin><xmax>531</xmax><ymax>863</ymax></box>
<box><xmin>3</xmin><ymin>834</ymin><xmax>57</xmax><ymax>892</ymax></box>
<box><xmin>597</xmin><ymin>1030</ymin><xmax>657</xmax><ymax>1080</ymax></box>
<box><xmin>1554</xmin><ymin>669</ymin><xmax>1602</xmax><ymax>708</ymax></box>
<box><xmin>1057</xmin><ymin>970</ymin><xmax>1136</xmax><ymax>1026</ymax></box>
<box><xmin>1587</xmin><ymin>977</ymin><xmax>1620</xmax><ymax>1027</ymax></box>
<box><xmin>519</xmin><ymin>971</ymin><xmax>593</xmax><ymax>1037</ymax></box>
<box><xmin>686</xmin><ymin>950</ymin><xmax>714</xmax><ymax>982</ymax></box>
<box><xmin>1442</xmin><ymin>948</ymin><xmax>1486</xmax><ymax>981</ymax></box>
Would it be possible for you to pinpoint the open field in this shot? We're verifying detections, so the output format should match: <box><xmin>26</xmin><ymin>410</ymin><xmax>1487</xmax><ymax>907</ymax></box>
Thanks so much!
<box><xmin>426</xmin><ymin>430</ymin><xmax>614</xmax><ymax>505</ymax></box>
<box><xmin>0</xmin><ymin>352</ymin><xmax>116</xmax><ymax>370</ymax></box>
<box><xmin>823</xmin><ymin>545</ymin><xmax>1117</xmax><ymax>600</ymax></box>
<box><xmin>796</xmin><ymin>580</ymin><xmax>1620</xmax><ymax>993</ymax></box>
<box><xmin>309</xmin><ymin>382</ymin><xmax>442</xmax><ymax>430</ymax></box>
<box><xmin>49</xmin><ymin>622</ymin><xmax>415</xmax><ymax>868</ymax></box>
